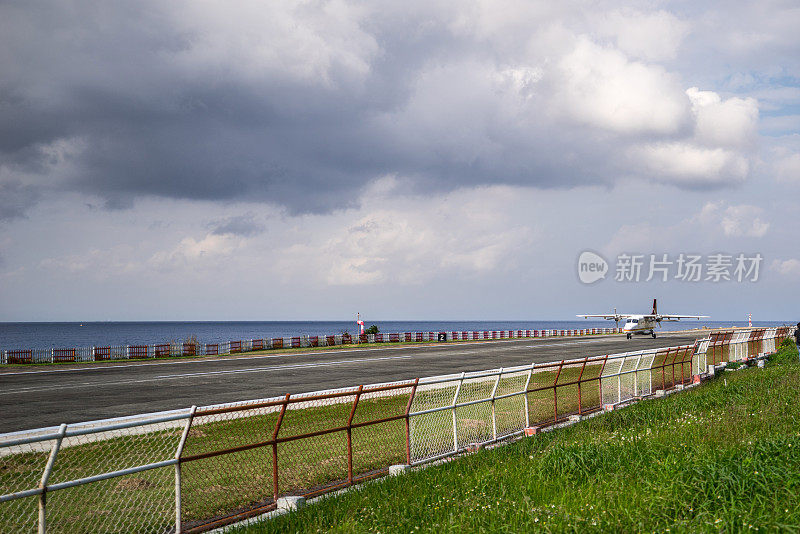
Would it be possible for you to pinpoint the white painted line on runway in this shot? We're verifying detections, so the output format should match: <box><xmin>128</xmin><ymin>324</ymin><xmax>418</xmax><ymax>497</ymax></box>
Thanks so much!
<box><xmin>0</xmin><ymin>346</ymin><xmax>415</xmax><ymax>376</ymax></box>
<box><xmin>0</xmin><ymin>334</ymin><xmax>694</xmax><ymax>378</ymax></box>
<box><xmin>0</xmin><ymin>354</ymin><xmax>416</xmax><ymax>395</ymax></box>
<box><xmin>0</xmin><ymin>341</ymin><xmax>481</xmax><ymax>376</ymax></box>
<box><xmin>0</xmin><ymin>337</ymin><xmax>618</xmax><ymax>376</ymax></box>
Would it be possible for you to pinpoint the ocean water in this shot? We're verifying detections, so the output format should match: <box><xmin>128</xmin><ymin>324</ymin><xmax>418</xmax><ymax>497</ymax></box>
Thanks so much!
<box><xmin>0</xmin><ymin>320</ymin><xmax>788</xmax><ymax>350</ymax></box>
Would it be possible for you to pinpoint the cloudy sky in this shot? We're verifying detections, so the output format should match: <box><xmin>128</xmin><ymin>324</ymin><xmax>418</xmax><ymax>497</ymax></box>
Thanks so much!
<box><xmin>1</xmin><ymin>0</ymin><xmax>799</xmax><ymax>321</ymax></box>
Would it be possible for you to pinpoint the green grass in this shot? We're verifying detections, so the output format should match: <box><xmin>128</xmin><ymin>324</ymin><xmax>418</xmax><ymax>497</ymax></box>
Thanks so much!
<box><xmin>233</xmin><ymin>338</ymin><xmax>800</xmax><ymax>533</ymax></box>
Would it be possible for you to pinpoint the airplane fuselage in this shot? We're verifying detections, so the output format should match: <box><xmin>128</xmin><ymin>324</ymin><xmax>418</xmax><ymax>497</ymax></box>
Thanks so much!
<box><xmin>622</xmin><ymin>315</ymin><xmax>657</xmax><ymax>335</ymax></box>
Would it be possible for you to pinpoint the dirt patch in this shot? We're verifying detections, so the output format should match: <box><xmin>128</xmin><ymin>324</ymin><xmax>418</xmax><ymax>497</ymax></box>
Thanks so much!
<box><xmin>460</xmin><ymin>419</ymin><xmax>489</xmax><ymax>429</ymax></box>
<box><xmin>188</xmin><ymin>427</ymin><xmax>207</xmax><ymax>438</ymax></box>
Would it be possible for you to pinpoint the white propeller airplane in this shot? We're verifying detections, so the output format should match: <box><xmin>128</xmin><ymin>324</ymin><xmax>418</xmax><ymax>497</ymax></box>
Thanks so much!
<box><xmin>577</xmin><ymin>299</ymin><xmax>709</xmax><ymax>339</ymax></box>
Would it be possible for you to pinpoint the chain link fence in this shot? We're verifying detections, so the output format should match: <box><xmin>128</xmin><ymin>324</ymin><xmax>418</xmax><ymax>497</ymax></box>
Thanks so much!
<box><xmin>1</xmin><ymin>327</ymin><xmax>793</xmax><ymax>533</ymax></box>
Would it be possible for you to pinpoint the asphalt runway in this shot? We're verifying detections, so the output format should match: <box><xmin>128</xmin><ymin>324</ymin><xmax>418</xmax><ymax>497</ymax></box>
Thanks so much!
<box><xmin>0</xmin><ymin>332</ymin><xmax>701</xmax><ymax>433</ymax></box>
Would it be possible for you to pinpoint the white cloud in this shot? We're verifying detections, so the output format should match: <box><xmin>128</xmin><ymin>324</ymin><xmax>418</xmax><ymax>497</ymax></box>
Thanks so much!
<box><xmin>775</xmin><ymin>153</ymin><xmax>800</xmax><ymax>182</ymax></box>
<box><xmin>494</xmin><ymin>66</ymin><xmax>544</xmax><ymax>100</ymax></box>
<box><xmin>770</xmin><ymin>259</ymin><xmax>800</xmax><ymax>277</ymax></box>
<box><xmin>557</xmin><ymin>37</ymin><xmax>689</xmax><ymax>135</ymax></box>
<box><xmin>630</xmin><ymin>143</ymin><xmax>749</xmax><ymax>186</ymax></box>
<box><xmin>623</xmin><ymin>88</ymin><xmax>758</xmax><ymax>186</ymax></box>
<box><xmin>262</xmin><ymin>184</ymin><xmax>539</xmax><ymax>287</ymax></box>
<box><xmin>604</xmin><ymin>199</ymin><xmax>771</xmax><ymax>255</ymax></box>
<box><xmin>148</xmin><ymin>234</ymin><xmax>245</xmax><ymax>272</ymax></box>
<box><xmin>316</xmin><ymin>199</ymin><xmax>535</xmax><ymax>286</ymax></box>
<box><xmin>38</xmin><ymin>232</ymin><xmax>251</xmax><ymax>278</ymax></box>
<box><xmin>38</xmin><ymin>247</ymin><xmax>139</xmax><ymax>278</ymax></box>
<box><xmin>686</xmin><ymin>87</ymin><xmax>759</xmax><ymax>149</ymax></box>
<box><xmin>166</xmin><ymin>1</ymin><xmax>378</xmax><ymax>88</ymax></box>
<box><xmin>698</xmin><ymin>202</ymin><xmax>769</xmax><ymax>238</ymax></box>
<box><xmin>596</xmin><ymin>9</ymin><xmax>689</xmax><ymax>61</ymax></box>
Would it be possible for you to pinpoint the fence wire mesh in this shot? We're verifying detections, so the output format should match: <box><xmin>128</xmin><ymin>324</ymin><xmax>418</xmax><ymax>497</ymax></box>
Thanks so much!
<box><xmin>409</xmin><ymin>376</ymin><xmax>461</xmax><ymax>462</ymax></box>
<box><xmin>0</xmin><ymin>440</ymin><xmax>52</xmax><ymax>533</ymax></box>
<box><xmin>180</xmin><ymin>399</ymin><xmax>282</xmax><ymax>528</ymax></box>
<box><xmin>48</xmin><ymin>422</ymin><xmax>180</xmax><ymax>534</ymax></box>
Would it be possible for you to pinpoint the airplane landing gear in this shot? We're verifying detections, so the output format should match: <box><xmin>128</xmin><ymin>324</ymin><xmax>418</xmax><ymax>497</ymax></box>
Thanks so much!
<box><xmin>626</xmin><ymin>333</ymin><xmax>632</xmax><ymax>339</ymax></box>
<box><xmin>651</xmin><ymin>331</ymin><xmax>657</xmax><ymax>338</ymax></box>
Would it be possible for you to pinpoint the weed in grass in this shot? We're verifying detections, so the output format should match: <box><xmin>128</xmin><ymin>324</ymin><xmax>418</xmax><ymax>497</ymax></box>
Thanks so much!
<box><xmin>770</xmin><ymin>337</ymin><xmax>799</xmax><ymax>365</ymax></box>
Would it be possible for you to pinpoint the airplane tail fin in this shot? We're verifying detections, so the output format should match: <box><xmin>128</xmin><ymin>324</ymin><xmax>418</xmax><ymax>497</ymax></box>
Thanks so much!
<box><xmin>652</xmin><ymin>299</ymin><xmax>658</xmax><ymax>315</ymax></box>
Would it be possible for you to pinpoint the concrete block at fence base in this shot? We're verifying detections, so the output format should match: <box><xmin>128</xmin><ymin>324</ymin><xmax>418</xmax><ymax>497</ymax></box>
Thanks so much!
<box><xmin>277</xmin><ymin>496</ymin><xmax>305</xmax><ymax>511</ymax></box>
<box><xmin>757</xmin><ymin>360</ymin><xmax>765</xmax><ymax>368</ymax></box>
<box><xmin>654</xmin><ymin>390</ymin><xmax>666</xmax><ymax>398</ymax></box>
<box><xmin>524</xmin><ymin>427</ymin><xmax>540</xmax><ymax>437</ymax></box>
<box><xmin>467</xmin><ymin>442</ymin><xmax>484</xmax><ymax>453</ymax></box>
<box><xmin>389</xmin><ymin>464</ymin><xmax>411</xmax><ymax>476</ymax></box>
<box><xmin>568</xmin><ymin>414</ymin><xmax>583</xmax><ymax>422</ymax></box>
<box><xmin>674</xmin><ymin>384</ymin><xmax>685</xmax><ymax>391</ymax></box>
<box><xmin>707</xmin><ymin>365</ymin><xmax>715</xmax><ymax>377</ymax></box>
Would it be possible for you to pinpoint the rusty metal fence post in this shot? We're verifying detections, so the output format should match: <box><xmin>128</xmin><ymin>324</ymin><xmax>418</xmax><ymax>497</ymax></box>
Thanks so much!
<box><xmin>576</xmin><ymin>358</ymin><xmax>587</xmax><ymax>414</ymax></box>
<box><xmin>553</xmin><ymin>360</ymin><xmax>564</xmax><ymax>423</ymax></box>
<box><xmin>672</xmin><ymin>347</ymin><xmax>680</xmax><ymax>387</ymax></box>
<box><xmin>272</xmin><ymin>394</ymin><xmax>291</xmax><ymax>501</ymax></box>
<box><xmin>346</xmin><ymin>386</ymin><xmax>364</xmax><ymax>485</ymax></box>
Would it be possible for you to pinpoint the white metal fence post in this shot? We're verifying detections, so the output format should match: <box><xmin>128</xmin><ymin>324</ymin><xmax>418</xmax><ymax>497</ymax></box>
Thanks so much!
<box><xmin>451</xmin><ymin>373</ymin><xmax>465</xmax><ymax>452</ymax></box>
<box><xmin>523</xmin><ymin>363</ymin><xmax>534</xmax><ymax>428</ymax></box>
<box><xmin>490</xmin><ymin>369</ymin><xmax>502</xmax><ymax>441</ymax></box>
<box><xmin>38</xmin><ymin>423</ymin><xmax>67</xmax><ymax>534</ymax></box>
<box><xmin>174</xmin><ymin>406</ymin><xmax>197</xmax><ymax>534</ymax></box>
<box><xmin>633</xmin><ymin>354</ymin><xmax>643</xmax><ymax>397</ymax></box>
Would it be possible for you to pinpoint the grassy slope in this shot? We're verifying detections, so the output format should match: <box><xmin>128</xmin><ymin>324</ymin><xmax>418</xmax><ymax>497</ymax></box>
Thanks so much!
<box><xmin>237</xmin><ymin>338</ymin><xmax>800</xmax><ymax>533</ymax></box>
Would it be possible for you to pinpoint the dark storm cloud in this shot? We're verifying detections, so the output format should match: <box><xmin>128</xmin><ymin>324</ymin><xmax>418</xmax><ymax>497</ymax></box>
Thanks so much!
<box><xmin>0</xmin><ymin>181</ymin><xmax>40</xmax><ymax>221</ymax></box>
<box><xmin>0</xmin><ymin>1</ymin><xmax>762</xmax><ymax>218</ymax></box>
<box><xmin>208</xmin><ymin>214</ymin><xmax>264</xmax><ymax>237</ymax></box>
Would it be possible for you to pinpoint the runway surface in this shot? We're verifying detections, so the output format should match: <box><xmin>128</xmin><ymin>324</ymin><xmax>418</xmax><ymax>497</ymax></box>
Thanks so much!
<box><xmin>0</xmin><ymin>333</ymin><xmax>700</xmax><ymax>433</ymax></box>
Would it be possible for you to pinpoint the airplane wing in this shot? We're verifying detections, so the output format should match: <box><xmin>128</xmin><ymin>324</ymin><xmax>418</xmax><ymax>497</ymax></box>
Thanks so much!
<box><xmin>658</xmin><ymin>314</ymin><xmax>709</xmax><ymax>321</ymax></box>
<box><xmin>576</xmin><ymin>314</ymin><xmax>633</xmax><ymax>320</ymax></box>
